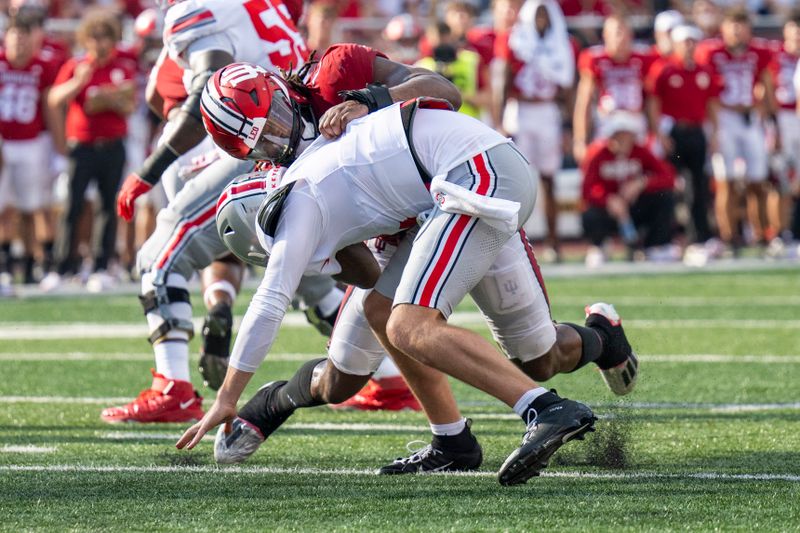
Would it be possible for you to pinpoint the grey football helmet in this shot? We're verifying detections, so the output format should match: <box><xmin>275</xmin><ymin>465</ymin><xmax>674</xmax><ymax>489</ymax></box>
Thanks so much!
<box><xmin>216</xmin><ymin>167</ymin><xmax>285</xmax><ymax>266</ymax></box>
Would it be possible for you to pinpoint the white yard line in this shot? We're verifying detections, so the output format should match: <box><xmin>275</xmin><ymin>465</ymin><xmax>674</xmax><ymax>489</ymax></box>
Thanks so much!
<box><xmin>1</xmin><ymin>316</ymin><xmax>799</xmax><ymax>340</ymax></box>
<box><xmin>1</xmin><ymin>464</ymin><xmax>798</xmax><ymax>482</ymax></box>
<box><xmin>0</xmin><ymin>445</ymin><xmax>56</xmax><ymax>454</ymax></box>
<box><xmin>5</xmin><ymin>352</ymin><xmax>800</xmax><ymax>363</ymax></box>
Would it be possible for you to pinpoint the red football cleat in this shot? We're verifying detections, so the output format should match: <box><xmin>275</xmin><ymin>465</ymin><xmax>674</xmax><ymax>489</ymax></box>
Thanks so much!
<box><xmin>331</xmin><ymin>376</ymin><xmax>421</xmax><ymax>411</ymax></box>
<box><xmin>101</xmin><ymin>369</ymin><xmax>204</xmax><ymax>423</ymax></box>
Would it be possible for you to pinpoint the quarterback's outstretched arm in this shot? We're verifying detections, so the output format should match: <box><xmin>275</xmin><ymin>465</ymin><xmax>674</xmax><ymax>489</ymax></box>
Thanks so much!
<box><xmin>318</xmin><ymin>57</ymin><xmax>462</xmax><ymax>138</ymax></box>
<box><xmin>117</xmin><ymin>49</ymin><xmax>235</xmax><ymax>221</ymax></box>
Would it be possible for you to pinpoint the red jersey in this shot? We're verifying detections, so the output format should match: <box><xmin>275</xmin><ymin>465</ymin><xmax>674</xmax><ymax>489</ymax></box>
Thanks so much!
<box><xmin>41</xmin><ymin>36</ymin><xmax>70</xmax><ymax>69</ymax></box>
<box><xmin>578</xmin><ymin>44</ymin><xmax>656</xmax><ymax>113</ymax></box>
<box><xmin>768</xmin><ymin>43</ymin><xmax>799</xmax><ymax>110</ymax></box>
<box><xmin>694</xmin><ymin>38</ymin><xmax>772</xmax><ymax>108</ymax></box>
<box><xmin>646</xmin><ymin>57</ymin><xmax>720</xmax><ymax>124</ymax></box>
<box><xmin>306</xmin><ymin>43</ymin><xmax>388</xmax><ymax>117</ymax></box>
<box><xmin>0</xmin><ymin>50</ymin><xmax>59</xmax><ymax>140</ymax></box>
<box><xmin>581</xmin><ymin>139</ymin><xmax>675</xmax><ymax>208</ymax></box>
<box><xmin>153</xmin><ymin>53</ymin><xmax>188</xmax><ymax>117</ymax></box>
<box><xmin>53</xmin><ymin>52</ymin><xmax>137</xmax><ymax>143</ymax></box>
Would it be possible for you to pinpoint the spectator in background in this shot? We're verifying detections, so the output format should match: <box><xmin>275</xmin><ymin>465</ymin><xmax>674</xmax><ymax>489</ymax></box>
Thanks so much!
<box><xmin>573</xmin><ymin>15</ymin><xmax>655</xmax><ymax>162</ymax></box>
<box><xmin>306</xmin><ymin>1</ymin><xmax>339</xmax><ymax>53</ymax></box>
<box><xmin>695</xmin><ymin>7</ymin><xmax>775</xmax><ymax>254</ymax></box>
<box><xmin>692</xmin><ymin>0</ymin><xmax>723</xmax><ymax>39</ymax></box>
<box><xmin>581</xmin><ymin>112</ymin><xmax>677</xmax><ymax>268</ymax></box>
<box><xmin>768</xmin><ymin>11</ymin><xmax>800</xmax><ymax>254</ymax></box>
<box><xmin>646</xmin><ymin>24</ymin><xmax>720</xmax><ymax>247</ymax></box>
<box><xmin>416</xmin><ymin>21</ymin><xmax>482</xmax><ymax>117</ymax></box>
<box><xmin>0</xmin><ymin>14</ymin><xmax>60</xmax><ymax>288</ymax></box>
<box><xmin>382</xmin><ymin>13</ymin><xmax>423</xmax><ymax>63</ymax></box>
<box><xmin>652</xmin><ymin>9</ymin><xmax>684</xmax><ymax>59</ymax></box>
<box><xmin>48</xmin><ymin>9</ymin><xmax>136</xmax><ymax>283</ymax></box>
<box><xmin>492</xmin><ymin>0</ymin><xmax>574</xmax><ymax>261</ymax></box>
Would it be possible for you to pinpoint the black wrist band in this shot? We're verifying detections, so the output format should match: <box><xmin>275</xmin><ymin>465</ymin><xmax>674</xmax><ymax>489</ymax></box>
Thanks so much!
<box><xmin>139</xmin><ymin>143</ymin><xmax>179</xmax><ymax>185</ymax></box>
<box><xmin>338</xmin><ymin>83</ymin><xmax>394</xmax><ymax>113</ymax></box>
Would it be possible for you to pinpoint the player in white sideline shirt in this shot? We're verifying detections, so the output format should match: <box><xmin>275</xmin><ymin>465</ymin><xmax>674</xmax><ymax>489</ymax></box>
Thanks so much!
<box><xmin>173</xmin><ymin>65</ymin><xmax>642</xmax><ymax>484</ymax></box>
<box><xmin>100</xmin><ymin>0</ymin><xmax>344</xmax><ymax>423</ymax></box>
<box><xmin>492</xmin><ymin>0</ymin><xmax>574</xmax><ymax>262</ymax></box>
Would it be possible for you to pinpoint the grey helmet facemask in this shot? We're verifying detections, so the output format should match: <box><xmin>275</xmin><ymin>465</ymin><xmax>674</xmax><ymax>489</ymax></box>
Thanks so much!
<box><xmin>215</xmin><ymin>167</ymin><xmax>286</xmax><ymax>266</ymax></box>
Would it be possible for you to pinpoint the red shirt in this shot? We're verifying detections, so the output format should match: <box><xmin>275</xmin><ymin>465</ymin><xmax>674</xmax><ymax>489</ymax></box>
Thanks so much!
<box><xmin>0</xmin><ymin>50</ymin><xmax>59</xmax><ymax>140</ymax></box>
<box><xmin>646</xmin><ymin>56</ymin><xmax>720</xmax><ymax>124</ymax></box>
<box><xmin>53</xmin><ymin>51</ymin><xmax>137</xmax><ymax>143</ymax></box>
<box><xmin>153</xmin><ymin>53</ymin><xmax>188</xmax><ymax>117</ymax></box>
<box><xmin>768</xmin><ymin>43</ymin><xmax>799</xmax><ymax>110</ymax></box>
<box><xmin>578</xmin><ymin>44</ymin><xmax>656</xmax><ymax>113</ymax></box>
<box><xmin>581</xmin><ymin>139</ymin><xmax>675</xmax><ymax>208</ymax></box>
<box><xmin>694</xmin><ymin>38</ymin><xmax>772</xmax><ymax>108</ymax></box>
<box><xmin>306</xmin><ymin>43</ymin><xmax>387</xmax><ymax>117</ymax></box>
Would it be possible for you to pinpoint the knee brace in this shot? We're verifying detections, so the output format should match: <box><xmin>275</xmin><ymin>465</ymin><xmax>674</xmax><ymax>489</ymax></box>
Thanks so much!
<box><xmin>139</xmin><ymin>272</ymin><xmax>194</xmax><ymax>344</ymax></box>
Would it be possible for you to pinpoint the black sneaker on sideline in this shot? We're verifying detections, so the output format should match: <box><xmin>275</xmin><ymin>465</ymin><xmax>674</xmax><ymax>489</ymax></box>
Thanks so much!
<box><xmin>498</xmin><ymin>398</ymin><xmax>596</xmax><ymax>486</ymax></box>
<box><xmin>379</xmin><ymin>420</ymin><xmax>483</xmax><ymax>475</ymax></box>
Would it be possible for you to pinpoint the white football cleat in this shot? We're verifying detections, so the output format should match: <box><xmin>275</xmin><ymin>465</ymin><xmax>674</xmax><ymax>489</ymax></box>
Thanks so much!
<box><xmin>214</xmin><ymin>417</ymin><xmax>265</xmax><ymax>464</ymax></box>
<box><xmin>585</xmin><ymin>302</ymin><xmax>638</xmax><ymax>396</ymax></box>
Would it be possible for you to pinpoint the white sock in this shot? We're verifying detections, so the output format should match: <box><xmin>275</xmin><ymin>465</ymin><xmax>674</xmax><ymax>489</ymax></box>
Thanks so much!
<box><xmin>154</xmin><ymin>341</ymin><xmax>191</xmax><ymax>382</ymax></box>
<box><xmin>430</xmin><ymin>417</ymin><xmax>467</xmax><ymax>436</ymax></box>
<box><xmin>317</xmin><ymin>286</ymin><xmax>344</xmax><ymax>317</ymax></box>
<box><xmin>513</xmin><ymin>387</ymin><xmax>549</xmax><ymax>417</ymax></box>
<box><xmin>203</xmin><ymin>279</ymin><xmax>237</xmax><ymax>308</ymax></box>
<box><xmin>372</xmin><ymin>356</ymin><xmax>401</xmax><ymax>379</ymax></box>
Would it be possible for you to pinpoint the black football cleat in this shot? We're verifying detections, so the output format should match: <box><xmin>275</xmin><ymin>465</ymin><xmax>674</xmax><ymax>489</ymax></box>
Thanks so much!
<box><xmin>198</xmin><ymin>302</ymin><xmax>233</xmax><ymax>390</ymax></box>
<box><xmin>585</xmin><ymin>302</ymin><xmax>639</xmax><ymax>395</ymax></box>
<box><xmin>379</xmin><ymin>420</ymin><xmax>483</xmax><ymax>475</ymax></box>
<box><xmin>498</xmin><ymin>398</ymin><xmax>596</xmax><ymax>486</ymax></box>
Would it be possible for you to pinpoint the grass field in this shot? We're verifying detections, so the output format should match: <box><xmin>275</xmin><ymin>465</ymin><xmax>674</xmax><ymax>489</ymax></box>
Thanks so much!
<box><xmin>2</xmin><ymin>267</ymin><xmax>799</xmax><ymax>531</ymax></box>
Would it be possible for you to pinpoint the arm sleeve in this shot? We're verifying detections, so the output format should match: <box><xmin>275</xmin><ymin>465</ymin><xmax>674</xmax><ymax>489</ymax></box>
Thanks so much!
<box><xmin>229</xmin><ymin>190</ymin><xmax>324</xmax><ymax>373</ymax></box>
<box><xmin>581</xmin><ymin>144</ymin><xmax>607</xmax><ymax>207</ymax></box>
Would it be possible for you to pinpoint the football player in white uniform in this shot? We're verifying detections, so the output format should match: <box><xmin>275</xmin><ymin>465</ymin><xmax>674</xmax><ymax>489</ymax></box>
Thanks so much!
<box><xmin>101</xmin><ymin>0</ymin><xmax>337</xmax><ymax>423</ymax></box>
<box><xmin>195</xmin><ymin>60</ymin><xmax>638</xmax><ymax>476</ymax></box>
<box><xmin>175</xmin><ymin>66</ymin><xmax>633</xmax><ymax>485</ymax></box>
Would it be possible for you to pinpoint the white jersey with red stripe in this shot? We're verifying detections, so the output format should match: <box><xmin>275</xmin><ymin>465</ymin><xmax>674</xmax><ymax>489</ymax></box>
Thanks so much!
<box><xmin>229</xmin><ymin>103</ymin><xmax>511</xmax><ymax>372</ymax></box>
<box><xmin>163</xmin><ymin>0</ymin><xmax>307</xmax><ymax>72</ymax></box>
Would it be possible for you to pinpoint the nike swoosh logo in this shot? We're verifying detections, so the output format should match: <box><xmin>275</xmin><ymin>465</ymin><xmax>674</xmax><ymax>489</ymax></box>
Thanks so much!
<box><xmin>179</xmin><ymin>399</ymin><xmax>195</xmax><ymax>410</ymax></box>
<box><xmin>421</xmin><ymin>461</ymin><xmax>454</xmax><ymax>473</ymax></box>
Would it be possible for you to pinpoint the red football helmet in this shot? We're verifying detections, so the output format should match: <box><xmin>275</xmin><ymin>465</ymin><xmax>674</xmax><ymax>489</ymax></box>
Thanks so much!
<box><xmin>201</xmin><ymin>62</ymin><xmax>308</xmax><ymax>165</ymax></box>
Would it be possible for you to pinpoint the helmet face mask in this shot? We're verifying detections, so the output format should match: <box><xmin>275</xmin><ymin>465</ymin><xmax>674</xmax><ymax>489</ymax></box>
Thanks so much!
<box><xmin>201</xmin><ymin>63</ymin><xmax>310</xmax><ymax>166</ymax></box>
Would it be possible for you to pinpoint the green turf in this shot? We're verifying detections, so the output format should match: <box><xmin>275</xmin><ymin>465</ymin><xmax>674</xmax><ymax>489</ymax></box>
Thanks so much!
<box><xmin>1</xmin><ymin>268</ymin><xmax>799</xmax><ymax>531</ymax></box>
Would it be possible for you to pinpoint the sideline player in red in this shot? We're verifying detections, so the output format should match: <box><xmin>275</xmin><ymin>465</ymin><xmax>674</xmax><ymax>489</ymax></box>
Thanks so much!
<box><xmin>768</xmin><ymin>13</ymin><xmax>800</xmax><ymax>252</ymax></box>
<box><xmin>0</xmin><ymin>14</ymin><xmax>60</xmax><ymax>291</ymax></box>
<box><xmin>695</xmin><ymin>7</ymin><xmax>775</xmax><ymax>253</ymax></box>
<box><xmin>573</xmin><ymin>15</ymin><xmax>655</xmax><ymax>162</ymax></box>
